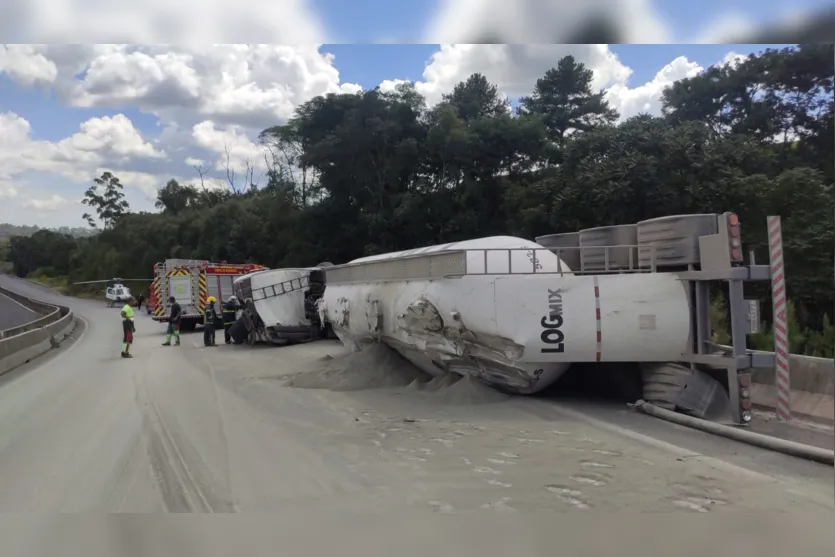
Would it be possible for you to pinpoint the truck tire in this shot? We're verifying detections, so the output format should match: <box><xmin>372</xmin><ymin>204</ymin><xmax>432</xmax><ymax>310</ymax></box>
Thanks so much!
<box><xmin>640</xmin><ymin>362</ymin><xmax>689</xmax><ymax>411</ymax></box>
<box><xmin>229</xmin><ymin>319</ymin><xmax>249</xmax><ymax>344</ymax></box>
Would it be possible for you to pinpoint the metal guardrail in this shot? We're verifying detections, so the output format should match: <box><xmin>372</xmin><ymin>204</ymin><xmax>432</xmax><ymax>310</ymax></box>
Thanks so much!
<box><xmin>0</xmin><ymin>286</ymin><xmax>75</xmax><ymax>376</ymax></box>
<box><xmin>0</xmin><ymin>286</ymin><xmax>63</xmax><ymax>340</ymax></box>
<box><xmin>323</xmin><ymin>245</ymin><xmax>663</xmax><ymax>284</ymax></box>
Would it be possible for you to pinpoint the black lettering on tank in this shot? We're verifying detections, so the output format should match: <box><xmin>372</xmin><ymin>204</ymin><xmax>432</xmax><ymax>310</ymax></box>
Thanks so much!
<box><xmin>540</xmin><ymin>288</ymin><xmax>565</xmax><ymax>353</ymax></box>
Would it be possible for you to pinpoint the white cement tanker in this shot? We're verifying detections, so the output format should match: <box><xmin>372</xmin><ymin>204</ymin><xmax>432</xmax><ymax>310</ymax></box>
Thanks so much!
<box><xmin>319</xmin><ymin>235</ymin><xmax>693</xmax><ymax>394</ymax></box>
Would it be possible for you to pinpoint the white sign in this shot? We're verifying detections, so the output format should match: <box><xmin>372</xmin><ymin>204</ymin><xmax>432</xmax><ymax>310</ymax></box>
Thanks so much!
<box><xmin>169</xmin><ymin>276</ymin><xmax>193</xmax><ymax>304</ymax></box>
<box><xmin>746</xmin><ymin>299</ymin><xmax>760</xmax><ymax>334</ymax></box>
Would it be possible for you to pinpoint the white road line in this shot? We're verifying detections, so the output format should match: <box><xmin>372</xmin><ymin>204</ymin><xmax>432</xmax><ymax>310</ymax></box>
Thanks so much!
<box><xmin>0</xmin><ymin>291</ymin><xmax>39</xmax><ymax>316</ymax></box>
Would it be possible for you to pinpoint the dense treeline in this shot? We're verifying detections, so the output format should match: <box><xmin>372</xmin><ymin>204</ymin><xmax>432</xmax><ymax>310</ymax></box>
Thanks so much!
<box><xmin>0</xmin><ymin>223</ymin><xmax>95</xmax><ymax>240</ymax></box>
<box><xmin>9</xmin><ymin>45</ymin><xmax>834</xmax><ymax>352</ymax></box>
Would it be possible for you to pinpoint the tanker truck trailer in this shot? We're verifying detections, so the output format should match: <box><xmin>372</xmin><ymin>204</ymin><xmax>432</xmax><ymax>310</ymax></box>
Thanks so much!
<box><xmin>319</xmin><ymin>212</ymin><xmax>777</xmax><ymax>425</ymax></box>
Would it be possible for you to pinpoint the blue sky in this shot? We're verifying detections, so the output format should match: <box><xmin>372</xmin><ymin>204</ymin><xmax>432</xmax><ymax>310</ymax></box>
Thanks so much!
<box><xmin>0</xmin><ymin>43</ymin><xmax>790</xmax><ymax>144</ymax></box>
<box><xmin>309</xmin><ymin>0</ymin><xmax>832</xmax><ymax>43</ymax></box>
<box><xmin>0</xmin><ymin>0</ymin><xmax>822</xmax><ymax>227</ymax></box>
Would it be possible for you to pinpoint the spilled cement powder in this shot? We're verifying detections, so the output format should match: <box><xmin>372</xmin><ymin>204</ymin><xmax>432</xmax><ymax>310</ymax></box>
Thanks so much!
<box><xmin>284</xmin><ymin>341</ymin><xmax>511</xmax><ymax>407</ymax></box>
<box><xmin>406</xmin><ymin>374</ymin><xmax>511</xmax><ymax>405</ymax></box>
<box><xmin>430</xmin><ymin>375</ymin><xmax>511</xmax><ymax>405</ymax></box>
<box><xmin>284</xmin><ymin>343</ymin><xmax>429</xmax><ymax>391</ymax></box>
<box><xmin>284</xmin><ymin>343</ymin><xmax>510</xmax><ymax>405</ymax></box>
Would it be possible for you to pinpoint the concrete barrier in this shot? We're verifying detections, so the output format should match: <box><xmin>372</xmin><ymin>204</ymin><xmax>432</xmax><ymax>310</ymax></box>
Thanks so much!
<box><xmin>0</xmin><ymin>287</ymin><xmax>63</xmax><ymax>339</ymax></box>
<box><xmin>715</xmin><ymin>344</ymin><xmax>834</xmax><ymax>422</ymax></box>
<box><xmin>0</xmin><ymin>286</ymin><xmax>77</xmax><ymax>377</ymax></box>
<box><xmin>749</xmin><ymin>351</ymin><xmax>834</xmax><ymax>423</ymax></box>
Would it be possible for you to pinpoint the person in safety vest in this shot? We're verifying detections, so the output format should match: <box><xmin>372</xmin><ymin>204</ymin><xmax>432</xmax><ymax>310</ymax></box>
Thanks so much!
<box><xmin>203</xmin><ymin>296</ymin><xmax>219</xmax><ymax>347</ymax></box>
<box><xmin>223</xmin><ymin>296</ymin><xmax>240</xmax><ymax>344</ymax></box>
<box><xmin>162</xmin><ymin>295</ymin><xmax>181</xmax><ymax>346</ymax></box>
<box><xmin>120</xmin><ymin>296</ymin><xmax>136</xmax><ymax>358</ymax></box>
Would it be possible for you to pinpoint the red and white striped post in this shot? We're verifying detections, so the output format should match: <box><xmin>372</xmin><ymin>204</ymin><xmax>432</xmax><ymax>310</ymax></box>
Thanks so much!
<box><xmin>767</xmin><ymin>216</ymin><xmax>791</xmax><ymax>422</ymax></box>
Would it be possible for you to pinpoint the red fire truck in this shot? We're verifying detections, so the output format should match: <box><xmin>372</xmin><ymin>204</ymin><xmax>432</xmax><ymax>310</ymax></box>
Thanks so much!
<box><xmin>150</xmin><ymin>259</ymin><xmax>267</xmax><ymax>330</ymax></box>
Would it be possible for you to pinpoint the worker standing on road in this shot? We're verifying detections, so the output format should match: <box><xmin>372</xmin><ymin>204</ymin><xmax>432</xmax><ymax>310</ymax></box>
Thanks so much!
<box><xmin>136</xmin><ymin>292</ymin><xmax>145</xmax><ymax>311</ymax></box>
<box><xmin>162</xmin><ymin>295</ymin><xmax>181</xmax><ymax>346</ymax></box>
<box><xmin>203</xmin><ymin>296</ymin><xmax>219</xmax><ymax>347</ymax></box>
<box><xmin>223</xmin><ymin>295</ymin><xmax>239</xmax><ymax>344</ymax></box>
<box><xmin>120</xmin><ymin>296</ymin><xmax>136</xmax><ymax>358</ymax></box>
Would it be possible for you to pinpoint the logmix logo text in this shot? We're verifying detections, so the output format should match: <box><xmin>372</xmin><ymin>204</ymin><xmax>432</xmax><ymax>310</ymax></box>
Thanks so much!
<box><xmin>540</xmin><ymin>288</ymin><xmax>564</xmax><ymax>353</ymax></box>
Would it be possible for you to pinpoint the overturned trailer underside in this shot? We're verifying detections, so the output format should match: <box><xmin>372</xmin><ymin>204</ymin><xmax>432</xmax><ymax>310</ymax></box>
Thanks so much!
<box><xmin>232</xmin><ymin>266</ymin><xmax>334</xmax><ymax>346</ymax></box>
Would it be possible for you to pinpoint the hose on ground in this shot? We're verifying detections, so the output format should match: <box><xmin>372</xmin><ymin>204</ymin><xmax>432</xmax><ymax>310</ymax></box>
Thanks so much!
<box><xmin>631</xmin><ymin>399</ymin><xmax>834</xmax><ymax>466</ymax></box>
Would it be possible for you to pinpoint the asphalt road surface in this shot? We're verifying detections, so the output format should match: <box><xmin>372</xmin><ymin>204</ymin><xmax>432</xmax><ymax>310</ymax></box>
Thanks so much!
<box><xmin>0</xmin><ymin>274</ymin><xmax>832</xmax><ymax>551</ymax></box>
<box><xmin>0</xmin><ymin>289</ymin><xmax>40</xmax><ymax>330</ymax></box>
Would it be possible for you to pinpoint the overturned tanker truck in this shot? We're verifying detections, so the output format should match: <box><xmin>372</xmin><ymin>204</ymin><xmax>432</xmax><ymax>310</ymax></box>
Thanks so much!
<box><xmin>318</xmin><ymin>212</ymin><xmax>779</xmax><ymax>425</ymax></box>
<box><xmin>230</xmin><ymin>264</ymin><xmax>336</xmax><ymax>346</ymax></box>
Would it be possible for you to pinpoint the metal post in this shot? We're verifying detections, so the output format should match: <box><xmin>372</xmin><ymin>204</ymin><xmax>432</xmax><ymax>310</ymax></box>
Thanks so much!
<box><xmin>727</xmin><ymin>278</ymin><xmax>749</xmax><ymax>424</ymax></box>
<box><xmin>767</xmin><ymin>216</ymin><xmax>791</xmax><ymax>422</ymax></box>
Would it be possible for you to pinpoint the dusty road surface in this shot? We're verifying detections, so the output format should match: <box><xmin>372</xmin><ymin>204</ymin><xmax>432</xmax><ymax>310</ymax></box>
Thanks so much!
<box><xmin>0</xmin><ymin>274</ymin><xmax>832</xmax><ymax>518</ymax></box>
<box><xmin>0</xmin><ymin>289</ymin><xmax>40</xmax><ymax>330</ymax></box>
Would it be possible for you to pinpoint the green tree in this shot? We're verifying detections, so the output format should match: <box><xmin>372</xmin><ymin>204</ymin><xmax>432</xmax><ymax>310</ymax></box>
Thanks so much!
<box><xmin>155</xmin><ymin>179</ymin><xmax>201</xmax><ymax>215</ymax></box>
<box><xmin>518</xmin><ymin>55</ymin><xmax>619</xmax><ymax>163</ymax></box>
<box><xmin>440</xmin><ymin>73</ymin><xmax>509</xmax><ymax>122</ymax></box>
<box><xmin>81</xmin><ymin>171</ymin><xmax>130</xmax><ymax>229</ymax></box>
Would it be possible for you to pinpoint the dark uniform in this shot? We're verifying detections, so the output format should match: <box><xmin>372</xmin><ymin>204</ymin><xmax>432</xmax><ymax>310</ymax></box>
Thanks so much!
<box><xmin>223</xmin><ymin>299</ymin><xmax>239</xmax><ymax>344</ymax></box>
<box><xmin>203</xmin><ymin>300</ymin><xmax>219</xmax><ymax>347</ymax></box>
<box><xmin>162</xmin><ymin>297</ymin><xmax>181</xmax><ymax>346</ymax></box>
<box><xmin>136</xmin><ymin>293</ymin><xmax>145</xmax><ymax>311</ymax></box>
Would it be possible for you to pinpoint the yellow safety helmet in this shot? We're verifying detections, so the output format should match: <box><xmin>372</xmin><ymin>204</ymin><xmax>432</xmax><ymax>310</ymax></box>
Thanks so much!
<box><xmin>207</xmin><ymin>296</ymin><xmax>217</xmax><ymax>303</ymax></box>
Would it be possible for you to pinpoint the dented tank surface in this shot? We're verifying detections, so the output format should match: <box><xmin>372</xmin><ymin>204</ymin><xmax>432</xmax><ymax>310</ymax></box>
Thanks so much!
<box><xmin>321</xmin><ymin>236</ymin><xmax>693</xmax><ymax>395</ymax></box>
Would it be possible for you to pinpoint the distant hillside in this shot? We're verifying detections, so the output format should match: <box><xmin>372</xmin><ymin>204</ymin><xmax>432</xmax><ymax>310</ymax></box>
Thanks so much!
<box><xmin>0</xmin><ymin>223</ymin><xmax>97</xmax><ymax>240</ymax></box>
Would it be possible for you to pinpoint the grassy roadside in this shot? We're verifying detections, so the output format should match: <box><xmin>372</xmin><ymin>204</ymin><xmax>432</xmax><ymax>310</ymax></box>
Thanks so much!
<box><xmin>25</xmin><ymin>275</ymin><xmax>102</xmax><ymax>300</ymax></box>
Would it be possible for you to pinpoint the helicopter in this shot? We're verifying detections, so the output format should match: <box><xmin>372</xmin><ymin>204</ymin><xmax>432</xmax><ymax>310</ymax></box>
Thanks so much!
<box><xmin>73</xmin><ymin>278</ymin><xmax>152</xmax><ymax>307</ymax></box>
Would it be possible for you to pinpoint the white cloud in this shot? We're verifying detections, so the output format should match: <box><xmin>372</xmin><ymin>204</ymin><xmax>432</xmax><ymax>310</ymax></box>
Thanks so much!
<box><xmin>0</xmin><ymin>111</ymin><xmax>174</xmax><ymax>226</ymax></box>
<box><xmin>423</xmin><ymin>0</ymin><xmax>672</xmax><ymax>43</ymax></box>
<box><xmin>404</xmin><ymin>46</ymin><xmax>745</xmax><ymax>123</ymax></box>
<box><xmin>403</xmin><ymin>44</ymin><xmax>633</xmax><ymax>107</ymax></box>
<box><xmin>719</xmin><ymin>51</ymin><xmax>750</xmax><ymax>69</ymax></box>
<box><xmin>0</xmin><ymin>44</ymin><xmax>366</xmax><ymax>226</ymax></box>
<box><xmin>1</xmin><ymin>0</ymin><xmax>325</xmax><ymax>43</ymax></box>
<box><xmin>604</xmin><ymin>56</ymin><xmax>703</xmax><ymax>120</ymax></box>
<box><xmin>22</xmin><ymin>194</ymin><xmax>71</xmax><ymax>211</ymax></box>
<box><xmin>32</xmin><ymin>45</ymin><xmax>364</xmax><ymax>130</ymax></box>
<box><xmin>191</xmin><ymin>121</ymin><xmax>270</xmax><ymax>188</ymax></box>
<box><xmin>0</xmin><ymin>183</ymin><xmax>19</xmax><ymax>199</ymax></box>
<box><xmin>0</xmin><ymin>112</ymin><xmax>165</xmax><ymax>184</ymax></box>
<box><xmin>0</xmin><ymin>44</ymin><xmax>58</xmax><ymax>85</ymax></box>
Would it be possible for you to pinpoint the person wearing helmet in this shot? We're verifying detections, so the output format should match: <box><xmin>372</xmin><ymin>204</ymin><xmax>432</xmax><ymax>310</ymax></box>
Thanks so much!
<box><xmin>222</xmin><ymin>295</ymin><xmax>240</xmax><ymax>344</ymax></box>
<box><xmin>162</xmin><ymin>295</ymin><xmax>181</xmax><ymax>346</ymax></box>
<box><xmin>203</xmin><ymin>296</ymin><xmax>219</xmax><ymax>347</ymax></box>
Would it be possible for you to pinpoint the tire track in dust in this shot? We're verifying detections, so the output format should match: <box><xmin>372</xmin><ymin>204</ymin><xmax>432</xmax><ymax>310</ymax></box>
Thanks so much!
<box><xmin>133</xmin><ymin>370</ymin><xmax>235</xmax><ymax>513</ymax></box>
